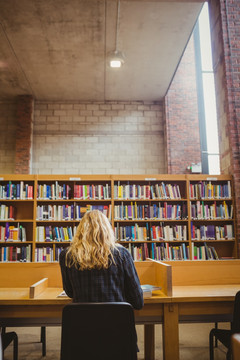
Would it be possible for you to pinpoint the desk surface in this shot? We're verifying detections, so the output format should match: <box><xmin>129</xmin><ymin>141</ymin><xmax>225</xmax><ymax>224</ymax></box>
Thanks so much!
<box><xmin>0</xmin><ymin>287</ymin><xmax>170</xmax><ymax>305</ymax></box>
<box><xmin>172</xmin><ymin>284</ymin><xmax>240</xmax><ymax>302</ymax></box>
<box><xmin>1</xmin><ymin>284</ymin><xmax>239</xmax><ymax>304</ymax></box>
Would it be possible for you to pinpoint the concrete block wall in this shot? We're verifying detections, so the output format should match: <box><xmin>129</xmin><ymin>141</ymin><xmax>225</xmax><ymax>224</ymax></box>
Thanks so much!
<box><xmin>0</xmin><ymin>101</ymin><xmax>17</xmax><ymax>173</ymax></box>
<box><xmin>32</xmin><ymin>101</ymin><xmax>166</xmax><ymax>175</ymax></box>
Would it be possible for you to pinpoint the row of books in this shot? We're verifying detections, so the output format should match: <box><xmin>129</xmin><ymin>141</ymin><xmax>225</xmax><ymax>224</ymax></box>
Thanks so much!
<box><xmin>35</xmin><ymin>247</ymin><xmax>54</xmax><ymax>262</ymax></box>
<box><xmin>33</xmin><ymin>223</ymin><xmax>231</xmax><ymax>243</ymax></box>
<box><xmin>115</xmin><ymin>224</ymin><xmax>149</xmax><ymax>241</ymax></box>
<box><xmin>55</xmin><ymin>246</ymin><xmax>64</xmax><ymax>261</ymax></box>
<box><xmin>149</xmin><ymin>242</ymin><xmax>190</xmax><ymax>261</ymax></box>
<box><xmin>36</xmin><ymin>204</ymin><xmax>74</xmax><ymax>221</ymax></box>
<box><xmin>126</xmin><ymin>243</ymin><xmax>149</xmax><ymax>261</ymax></box>
<box><xmin>73</xmin><ymin>184</ymin><xmax>111</xmax><ymax>200</ymax></box>
<box><xmin>0</xmin><ymin>245</ymin><xmax>31</xmax><ymax>262</ymax></box>
<box><xmin>190</xmin><ymin>201</ymin><xmax>233</xmax><ymax>220</ymax></box>
<box><xmin>36</xmin><ymin>226</ymin><xmax>77</xmax><ymax>242</ymax></box>
<box><xmin>34</xmin><ymin>246</ymin><xmax>66</xmax><ymax>262</ymax></box>
<box><xmin>0</xmin><ymin>181</ymin><xmax>33</xmax><ymax>200</ymax></box>
<box><xmin>0</xmin><ymin>205</ymin><xmax>15</xmax><ymax>220</ymax></box>
<box><xmin>114</xmin><ymin>182</ymin><xmax>182</xmax><ymax>200</ymax></box>
<box><xmin>0</xmin><ymin>223</ymin><xmax>26</xmax><ymax>242</ymax></box>
<box><xmin>192</xmin><ymin>243</ymin><xmax>219</xmax><ymax>260</ymax></box>
<box><xmin>37</xmin><ymin>183</ymin><xmax>112</xmax><ymax>200</ymax></box>
<box><xmin>189</xmin><ymin>181</ymin><xmax>231</xmax><ymax>199</ymax></box>
<box><xmin>37</xmin><ymin>182</ymin><xmax>71</xmax><ymax>200</ymax></box>
<box><xmin>36</xmin><ymin>204</ymin><xmax>111</xmax><ymax>221</ymax></box>
<box><xmin>151</xmin><ymin>225</ymin><xmax>187</xmax><ymax>241</ymax></box>
<box><xmin>191</xmin><ymin>224</ymin><xmax>234</xmax><ymax>240</ymax></box>
<box><xmin>114</xmin><ymin>202</ymin><xmax>187</xmax><ymax>220</ymax></box>
<box><xmin>75</xmin><ymin>205</ymin><xmax>111</xmax><ymax>220</ymax></box>
<box><xmin>114</xmin><ymin>223</ymin><xmax>187</xmax><ymax>242</ymax></box>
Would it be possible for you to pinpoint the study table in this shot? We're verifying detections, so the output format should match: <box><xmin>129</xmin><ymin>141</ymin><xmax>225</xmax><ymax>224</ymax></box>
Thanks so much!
<box><xmin>0</xmin><ymin>260</ymin><xmax>170</xmax><ymax>360</ymax></box>
<box><xmin>0</xmin><ymin>260</ymin><xmax>240</xmax><ymax>360</ymax></box>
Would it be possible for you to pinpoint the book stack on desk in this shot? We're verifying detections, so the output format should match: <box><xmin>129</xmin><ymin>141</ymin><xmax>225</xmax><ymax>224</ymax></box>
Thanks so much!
<box><xmin>141</xmin><ymin>284</ymin><xmax>162</xmax><ymax>298</ymax></box>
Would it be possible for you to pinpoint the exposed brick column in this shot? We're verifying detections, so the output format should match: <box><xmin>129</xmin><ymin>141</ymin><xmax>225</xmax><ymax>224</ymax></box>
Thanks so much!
<box><xmin>14</xmin><ymin>95</ymin><xmax>34</xmax><ymax>174</ymax></box>
<box><xmin>164</xmin><ymin>35</ymin><xmax>201</xmax><ymax>174</ymax></box>
<box><xmin>208</xmin><ymin>0</ymin><xmax>240</xmax><ymax>256</ymax></box>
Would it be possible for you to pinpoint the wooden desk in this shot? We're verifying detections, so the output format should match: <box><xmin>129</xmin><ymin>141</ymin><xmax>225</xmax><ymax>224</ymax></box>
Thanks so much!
<box><xmin>0</xmin><ymin>260</ymin><xmax>170</xmax><ymax>360</ymax></box>
<box><xmin>1</xmin><ymin>260</ymin><xmax>240</xmax><ymax>360</ymax></box>
<box><xmin>0</xmin><ymin>288</ymin><xmax>169</xmax><ymax>360</ymax></box>
<box><xmin>164</xmin><ymin>260</ymin><xmax>240</xmax><ymax>360</ymax></box>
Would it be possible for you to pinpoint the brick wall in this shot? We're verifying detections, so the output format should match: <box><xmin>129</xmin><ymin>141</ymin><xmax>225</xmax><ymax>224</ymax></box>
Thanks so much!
<box><xmin>208</xmin><ymin>0</ymin><xmax>231</xmax><ymax>174</ymax></box>
<box><xmin>15</xmin><ymin>95</ymin><xmax>34</xmax><ymax>174</ymax></box>
<box><xmin>164</xmin><ymin>35</ymin><xmax>201</xmax><ymax>174</ymax></box>
<box><xmin>32</xmin><ymin>101</ymin><xmax>166</xmax><ymax>175</ymax></box>
<box><xmin>0</xmin><ymin>101</ymin><xmax>17</xmax><ymax>173</ymax></box>
<box><xmin>208</xmin><ymin>0</ymin><xmax>240</xmax><ymax>255</ymax></box>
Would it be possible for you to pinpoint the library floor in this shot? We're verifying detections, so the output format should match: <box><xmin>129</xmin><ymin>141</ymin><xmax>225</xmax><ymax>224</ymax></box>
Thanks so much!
<box><xmin>4</xmin><ymin>323</ymin><xmax>229</xmax><ymax>360</ymax></box>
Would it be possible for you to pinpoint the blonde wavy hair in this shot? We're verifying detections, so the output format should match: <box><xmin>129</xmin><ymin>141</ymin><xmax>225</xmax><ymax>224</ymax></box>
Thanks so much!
<box><xmin>66</xmin><ymin>210</ymin><xmax>118</xmax><ymax>270</ymax></box>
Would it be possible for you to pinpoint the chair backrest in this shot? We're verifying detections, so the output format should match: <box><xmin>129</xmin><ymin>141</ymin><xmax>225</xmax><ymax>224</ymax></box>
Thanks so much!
<box><xmin>60</xmin><ymin>302</ymin><xmax>137</xmax><ymax>360</ymax></box>
<box><xmin>232</xmin><ymin>290</ymin><xmax>240</xmax><ymax>333</ymax></box>
<box><xmin>0</xmin><ymin>332</ymin><xmax>3</xmax><ymax>360</ymax></box>
<box><xmin>232</xmin><ymin>333</ymin><xmax>240</xmax><ymax>360</ymax></box>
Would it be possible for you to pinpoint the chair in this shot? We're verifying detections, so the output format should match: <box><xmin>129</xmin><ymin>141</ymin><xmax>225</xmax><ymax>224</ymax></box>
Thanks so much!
<box><xmin>40</xmin><ymin>326</ymin><xmax>46</xmax><ymax>356</ymax></box>
<box><xmin>0</xmin><ymin>329</ymin><xmax>18</xmax><ymax>360</ymax></box>
<box><xmin>60</xmin><ymin>302</ymin><xmax>138</xmax><ymax>360</ymax></box>
<box><xmin>1</xmin><ymin>326</ymin><xmax>45</xmax><ymax>357</ymax></box>
<box><xmin>232</xmin><ymin>333</ymin><xmax>240</xmax><ymax>360</ymax></box>
<box><xmin>209</xmin><ymin>290</ymin><xmax>240</xmax><ymax>360</ymax></box>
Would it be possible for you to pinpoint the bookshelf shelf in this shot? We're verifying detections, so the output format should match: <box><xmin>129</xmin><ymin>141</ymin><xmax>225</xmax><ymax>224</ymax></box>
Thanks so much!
<box><xmin>0</xmin><ymin>174</ymin><xmax>237</xmax><ymax>262</ymax></box>
<box><xmin>192</xmin><ymin>239</ymin><xmax>235</xmax><ymax>242</ymax></box>
<box><xmin>114</xmin><ymin>219</ymin><xmax>188</xmax><ymax>223</ymax></box>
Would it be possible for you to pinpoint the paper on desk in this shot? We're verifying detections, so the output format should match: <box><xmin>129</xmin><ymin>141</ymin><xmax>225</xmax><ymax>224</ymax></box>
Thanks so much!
<box><xmin>57</xmin><ymin>290</ymin><xmax>68</xmax><ymax>298</ymax></box>
<box><xmin>141</xmin><ymin>284</ymin><xmax>162</xmax><ymax>298</ymax></box>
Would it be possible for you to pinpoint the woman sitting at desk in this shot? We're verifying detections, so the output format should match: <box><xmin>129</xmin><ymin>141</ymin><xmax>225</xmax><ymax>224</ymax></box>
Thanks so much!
<box><xmin>59</xmin><ymin>209</ymin><xmax>143</xmax><ymax>309</ymax></box>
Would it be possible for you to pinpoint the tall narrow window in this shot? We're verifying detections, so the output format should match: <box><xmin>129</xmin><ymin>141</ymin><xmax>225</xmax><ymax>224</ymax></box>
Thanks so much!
<box><xmin>198</xmin><ymin>3</ymin><xmax>220</xmax><ymax>174</ymax></box>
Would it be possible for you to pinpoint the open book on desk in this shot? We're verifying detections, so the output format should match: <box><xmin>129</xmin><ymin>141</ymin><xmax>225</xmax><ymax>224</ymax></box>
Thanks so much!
<box><xmin>141</xmin><ymin>284</ymin><xmax>162</xmax><ymax>299</ymax></box>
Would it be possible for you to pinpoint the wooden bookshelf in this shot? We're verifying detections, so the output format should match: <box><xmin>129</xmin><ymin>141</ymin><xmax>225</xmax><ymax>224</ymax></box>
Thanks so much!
<box><xmin>187</xmin><ymin>174</ymin><xmax>237</xmax><ymax>261</ymax></box>
<box><xmin>35</xmin><ymin>175</ymin><xmax>112</xmax><ymax>262</ymax></box>
<box><xmin>0</xmin><ymin>174</ymin><xmax>237</xmax><ymax>262</ymax></box>
<box><xmin>0</xmin><ymin>174</ymin><xmax>35</xmax><ymax>262</ymax></box>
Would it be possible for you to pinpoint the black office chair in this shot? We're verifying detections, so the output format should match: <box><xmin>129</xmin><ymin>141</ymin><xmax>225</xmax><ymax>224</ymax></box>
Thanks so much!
<box><xmin>1</xmin><ymin>326</ymin><xmax>45</xmax><ymax>357</ymax></box>
<box><xmin>0</xmin><ymin>329</ymin><xmax>18</xmax><ymax>360</ymax></box>
<box><xmin>60</xmin><ymin>302</ymin><xmax>138</xmax><ymax>360</ymax></box>
<box><xmin>209</xmin><ymin>290</ymin><xmax>240</xmax><ymax>360</ymax></box>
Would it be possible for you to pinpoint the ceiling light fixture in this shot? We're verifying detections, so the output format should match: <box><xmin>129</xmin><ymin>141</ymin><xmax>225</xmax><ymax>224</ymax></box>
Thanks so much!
<box><xmin>108</xmin><ymin>1</ymin><xmax>125</xmax><ymax>68</ymax></box>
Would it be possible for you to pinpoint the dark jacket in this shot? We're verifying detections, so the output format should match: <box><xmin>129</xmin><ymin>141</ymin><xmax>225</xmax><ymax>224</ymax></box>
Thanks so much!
<box><xmin>59</xmin><ymin>245</ymin><xmax>144</xmax><ymax>310</ymax></box>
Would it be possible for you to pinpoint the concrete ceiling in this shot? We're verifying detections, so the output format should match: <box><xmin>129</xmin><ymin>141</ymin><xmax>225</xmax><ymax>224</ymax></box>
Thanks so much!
<box><xmin>0</xmin><ymin>0</ymin><xmax>203</xmax><ymax>102</ymax></box>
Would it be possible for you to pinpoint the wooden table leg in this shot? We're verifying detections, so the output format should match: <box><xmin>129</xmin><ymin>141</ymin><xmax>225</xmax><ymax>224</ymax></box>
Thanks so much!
<box><xmin>144</xmin><ymin>324</ymin><xmax>155</xmax><ymax>360</ymax></box>
<box><xmin>162</xmin><ymin>303</ymin><xmax>179</xmax><ymax>360</ymax></box>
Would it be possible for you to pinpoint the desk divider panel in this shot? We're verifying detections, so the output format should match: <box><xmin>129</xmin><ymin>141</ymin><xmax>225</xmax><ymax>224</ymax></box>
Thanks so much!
<box><xmin>0</xmin><ymin>263</ymin><xmax>62</xmax><ymax>288</ymax></box>
<box><xmin>165</xmin><ymin>260</ymin><xmax>240</xmax><ymax>286</ymax></box>
<box><xmin>135</xmin><ymin>260</ymin><xmax>172</xmax><ymax>296</ymax></box>
<box><xmin>0</xmin><ymin>261</ymin><xmax>173</xmax><ymax>297</ymax></box>
<box><xmin>29</xmin><ymin>278</ymin><xmax>48</xmax><ymax>298</ymax></box>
